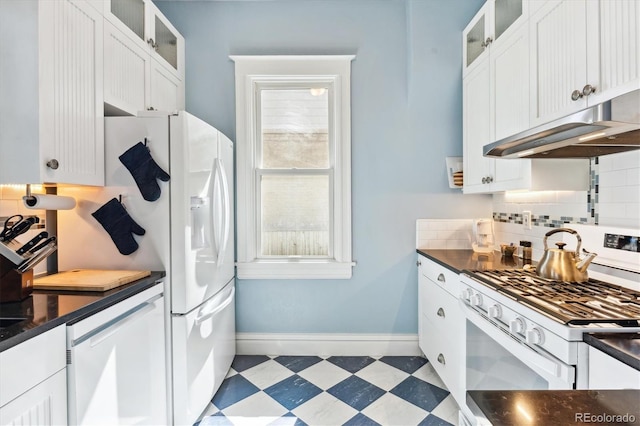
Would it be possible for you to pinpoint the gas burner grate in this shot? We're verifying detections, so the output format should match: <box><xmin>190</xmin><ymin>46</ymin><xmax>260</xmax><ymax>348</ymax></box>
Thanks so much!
<box><xmin>467</xmin><ymin>269</ymin><xmax>640</xmax><ymax>326</ymax></box>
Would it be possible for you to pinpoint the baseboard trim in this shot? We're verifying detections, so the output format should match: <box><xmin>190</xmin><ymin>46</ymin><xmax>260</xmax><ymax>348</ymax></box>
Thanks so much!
<box><xmin>236</xmin><ymin>333</ymin><xmax>421</xmax><ymax>357</ymax></box>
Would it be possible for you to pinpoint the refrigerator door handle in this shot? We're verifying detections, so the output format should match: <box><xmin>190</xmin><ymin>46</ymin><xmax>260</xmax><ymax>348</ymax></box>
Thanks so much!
<box><xmin>194</xmin><ymin>286</ymin><xmax>235</xmax><ymax>326</ymax></box>
<box><xmin>216</xmin><ymin>158</ymin><xmax>231</xmax><ymax>268</ymax></box>
<box><xmin>210</xmin><ymin>158</ymin><xmax>222</xmax><ymax>259</ymax></box>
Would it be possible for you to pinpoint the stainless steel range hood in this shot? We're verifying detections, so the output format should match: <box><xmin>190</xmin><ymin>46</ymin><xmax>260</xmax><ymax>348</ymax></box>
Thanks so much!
<box><xmin>484</xmin><ymin>90</ymin><xmax>640</xmax><ymax>159</ymax></box>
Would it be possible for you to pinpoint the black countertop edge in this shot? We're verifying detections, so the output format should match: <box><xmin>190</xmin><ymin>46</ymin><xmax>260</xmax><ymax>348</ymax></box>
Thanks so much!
<box><xmin>416</xmin><ymin>248</ymin><xmax>528</xmax><ymax>274</ymax></box>
<box><xmin>467</xmin><ymin>389</ymin><xmax>640</xmax><ymax>426</ymax></box>
<box><xmin>0</xmin><ymin>271</ymin><xmax>165</xmax><ymax>353</ymax></box>
<box><xmin>584</xmin><ymin>332</ymin><xmax>640</xmax><ymax>371</ymax></box>
<box><xmin>416</xmin><ymin>249</ymin><xmax>461</xmax><ymax>273</ymax></box>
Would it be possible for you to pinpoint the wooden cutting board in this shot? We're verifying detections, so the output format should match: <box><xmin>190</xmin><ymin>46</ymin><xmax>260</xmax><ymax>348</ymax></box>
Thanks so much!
<box><xmin>33</xmin><ymin>269</ymin><xmax>151</xmax><ymax>291</ymax></box>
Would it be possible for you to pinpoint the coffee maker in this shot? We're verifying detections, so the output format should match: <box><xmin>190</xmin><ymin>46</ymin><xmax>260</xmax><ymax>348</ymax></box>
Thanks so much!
<box><xmin>472</xmin><ymin>218</ymin><xmax>495</xmax><ymax>253</ymax></box>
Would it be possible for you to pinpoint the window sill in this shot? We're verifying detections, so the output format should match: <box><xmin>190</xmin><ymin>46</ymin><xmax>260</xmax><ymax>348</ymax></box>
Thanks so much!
<box><xmin>237</xmin><ymin>260</ymin><xmax>356</xmax><ymax>280</ymax></box>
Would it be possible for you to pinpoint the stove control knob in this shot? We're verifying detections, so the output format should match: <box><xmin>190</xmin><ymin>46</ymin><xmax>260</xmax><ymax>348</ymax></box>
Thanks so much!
<box><xmin>470</xmin><ymin>293</ymin><xmax>483</xmax><ymax>307</ymax></box>
<box><xmin>509</xmin><ymin>317</ymin><xmax>526</xmax><ymax>334</ymax></box>
<box><xmin>460</xmin><ymin>288</ymin><xmax>474</xmax><ymax>302</ymax></box>
<box><xmin>526</xmin><ymin>327</ymin><xmax>545</xmax><ymax>345</ymax></box>
<box><xmin>488</xmin><ymin>304</ymin><xmax>502</xmax><ymax>319</ymax></box>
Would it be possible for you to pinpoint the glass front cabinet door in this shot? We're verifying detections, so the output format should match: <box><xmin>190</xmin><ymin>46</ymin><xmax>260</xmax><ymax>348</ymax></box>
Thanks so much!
<box><xmin>463</xmin><ymin>0</ymin><xmax>525</xmax><ymax>75</ymax></box>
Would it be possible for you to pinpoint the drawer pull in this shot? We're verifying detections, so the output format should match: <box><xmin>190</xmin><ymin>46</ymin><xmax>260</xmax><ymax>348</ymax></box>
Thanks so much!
<box><xmin>437</xmin><ymin>273</ymin><xmax>446</xmax><ymax>283</ymax></box>
<box><xmin>437</xmin><ymin>307</ymin><xmax>445</xmax><ymax>318</ymax></box>
<box><xmin>437</xmin><ymin>353</ymin><xmax>446</xmax><ymax>365</ymax></box>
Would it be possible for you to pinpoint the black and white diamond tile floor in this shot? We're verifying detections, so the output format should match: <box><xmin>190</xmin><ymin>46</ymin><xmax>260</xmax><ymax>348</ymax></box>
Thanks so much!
<box><xmin>195</xmin><ymin>355</ymin><xmax>460</xmax><ymax>426</ymax></box>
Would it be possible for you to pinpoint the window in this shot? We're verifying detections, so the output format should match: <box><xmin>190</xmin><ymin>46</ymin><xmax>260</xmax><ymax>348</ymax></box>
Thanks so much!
<box><xmin>232</xmin><ymin>55</ymin><xmax>355</xmax><ymax>279</ymax></box>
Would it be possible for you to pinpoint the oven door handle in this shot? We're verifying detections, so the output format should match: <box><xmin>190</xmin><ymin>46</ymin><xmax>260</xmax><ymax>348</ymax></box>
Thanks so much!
<box><xmin>461</xmin><ymin>301</ymin><xmax>575</xmax><ymax>386</ymax></box>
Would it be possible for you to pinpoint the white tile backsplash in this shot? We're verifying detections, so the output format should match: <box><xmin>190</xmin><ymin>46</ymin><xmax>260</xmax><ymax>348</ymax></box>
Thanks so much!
<box><xmin>416</xmin><ymin>219</ymin><xmax>475</xmax><ymax>249</ymax></box>
<box><xmin>493</xmin><ymin>152</ymin><xmax>640</xmax><ymax>229</ymax></box>
<box><xmin>596</xmin><ymin>151</ymin><xmax>640</xmax><ymax>227</ymax></box>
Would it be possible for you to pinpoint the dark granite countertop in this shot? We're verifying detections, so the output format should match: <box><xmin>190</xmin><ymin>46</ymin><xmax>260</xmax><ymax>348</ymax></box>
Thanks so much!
<box><xmin>416</xmin><ymin>248</ymin><xmax>529</xmax><ymax>274</ymax></box>
<box><xmin>0</xmin><ymin>271</ymin><xmax>165</xmax><ymax>352</ymax></box>
<box><xmin>584</xmin><ymin>333</ymin><xmax>640</xmax><ymax>371</ymax></box>
<box><xmin>468</xmin><ymin>389</ymin><xmax>640</xmax><ymax>426</ymax></box>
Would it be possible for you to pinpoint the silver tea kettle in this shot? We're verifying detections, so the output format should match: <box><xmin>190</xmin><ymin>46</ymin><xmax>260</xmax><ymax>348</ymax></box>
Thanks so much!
<box><xmin>536</xmin><ymin>228</ymin><xmax>597</xmax><ymax>282</ymax></box>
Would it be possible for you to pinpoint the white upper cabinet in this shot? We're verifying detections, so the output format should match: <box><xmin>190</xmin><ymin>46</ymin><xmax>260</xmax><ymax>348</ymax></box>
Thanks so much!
<box><xmin>530</xmin><ymin>0</ymin><xmax>640</xmax><ymax>126</ymax></box>
<box><xmin>463</xmin><ymin>0</ymin><xmax>532</xmax><ymax>193</ymax></box>
<box><xmin>462</xmin><ymin>0</ymin><xmax>590</xmax><ymax>194</ymax></box>
<box><xmin>463</xmin><ymin>0</ymin><xmax>528</xmax><ymax>76</ymax></box>
<box><xmin>102</xmin><ymin>0</ymin><xmax>185</xmax><ymax>115</ymax></box>
<box><xmin>0</xmin><ymin>0</ymin><xmax>104</xmax><ymax>186</ymax></box>
<box><xmin>463</xmin><ymin>54</ymin><xmax>495</xmax><ymax>192</ymax></box>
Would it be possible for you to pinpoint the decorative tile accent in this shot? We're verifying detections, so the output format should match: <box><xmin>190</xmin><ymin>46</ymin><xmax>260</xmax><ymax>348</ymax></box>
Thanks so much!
<box><xmin>492</xmin><ymin>211</ymin><xmax>590</xmax><ymax>228</ymax></box>
<box><xmin>590</xmin><ymin>156</ymin><xmax>599</xmax><ymax>224</ymax></box>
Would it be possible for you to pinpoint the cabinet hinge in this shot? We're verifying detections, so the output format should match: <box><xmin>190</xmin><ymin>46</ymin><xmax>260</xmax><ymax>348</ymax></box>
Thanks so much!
<box><xmin>66</xmin><ymin>349</ymin><xmax>72</xmax><ymax>365</ymax></box>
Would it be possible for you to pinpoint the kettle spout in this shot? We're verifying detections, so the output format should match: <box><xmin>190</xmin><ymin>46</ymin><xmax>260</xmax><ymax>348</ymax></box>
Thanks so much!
<box><xmin>577</xmin><ymin>249</ymin><xmax>597</xmax><ymax>272</ymax></box>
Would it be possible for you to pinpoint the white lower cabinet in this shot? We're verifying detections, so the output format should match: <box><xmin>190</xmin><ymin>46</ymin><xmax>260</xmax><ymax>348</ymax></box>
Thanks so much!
<box><xmin>417</xmin><ymin>256</ymin><xmax>465</xmax><ymax>409</ymax></box>
<box><xmin>0</xmin><ymin>370</ymin><xmax>67</xmax><ymax>426</ymax></box>
<box><xmin>588</xmin><ymin>346</ymin><xmax>640</xmax><ymax>389</ymax></box>
<box><xmin>0</xmin><ymin>326</ymin><xmax>67</xmax><ymax>426</ymax></box>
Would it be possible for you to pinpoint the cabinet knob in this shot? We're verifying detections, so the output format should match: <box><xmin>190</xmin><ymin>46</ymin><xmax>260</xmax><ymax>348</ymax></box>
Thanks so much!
<box><xmin>486</xmin><ymin>176</ymin><xmax>493</xmax><ymax>183</ymax></box>
<box><xmin>147</xmin><ymin>106</ymin><xmax>156</xmax><ymax>111</ymax></box>
<box><xmin>46</xmin><ymin>159</ymin><xmax>59</xmax><ymax>170</ymax></box>
<box><xmin>582</xmin><ymin>84</ymin><xmax>596</xmax><ymax>97</ymax></box>
<box><xmin>481</xmin><ymin>36</ymin><xmax>493</xmax><ymax>48</ymax></box>
<box><xmin>571</xmin><ymin>89</ymin><xmax>583</xmax><ymax>101</ymax></box>
<box><xmin>482</xmin><ymin>177</ymin><xmax>487</xmax><ymax>184</ymax></box>
<box><xmin>437</xmin><ymin>307</ymin><xmax>445</xmax><ymax>318</ymax></box>
<box><xmin>416</xmin><ymin>260</ymin><xmax>421</xmax><ymax>267</ymax></box>
<box><xmin>147</xmin><ymin>38</ymin><xmax>159</xmax><ymax>51</ymax></box>
<box><xmin>437</xmin><ymin>353</ymin><xmax>446</xmax><ymax>365</ymax></box>
<box><xmin>437</xmin><ymin>273</ymin><xmax>446</xmax><ymax>283</ymax></box>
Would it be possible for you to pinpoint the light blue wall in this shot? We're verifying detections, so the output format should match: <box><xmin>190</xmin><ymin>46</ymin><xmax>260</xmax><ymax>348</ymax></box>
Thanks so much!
<box><xmin>155</xmin><ymin>0</ymin><xmax>489</xmax><ymax>334</ymax></box>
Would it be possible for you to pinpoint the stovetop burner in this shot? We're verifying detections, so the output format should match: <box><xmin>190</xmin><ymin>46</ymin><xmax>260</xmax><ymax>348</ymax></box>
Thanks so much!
<box><xmin>467</xmin><ymin>269</ymin><xmax>640</xmax><ymax>326</ymax></box>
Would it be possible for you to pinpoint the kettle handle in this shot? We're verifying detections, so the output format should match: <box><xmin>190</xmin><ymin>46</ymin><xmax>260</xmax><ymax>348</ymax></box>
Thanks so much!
<box><xmin>543</xmin><ymin>228</ymin><xmax>582</xmax><ymax>252</ymax></box>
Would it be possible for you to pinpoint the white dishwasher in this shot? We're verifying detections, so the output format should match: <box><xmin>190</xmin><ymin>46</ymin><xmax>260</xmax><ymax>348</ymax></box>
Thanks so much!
<box><xmin>66</xmin><ymin>284</ymin><xmax>167</xmax><ymax>425</ymax></box>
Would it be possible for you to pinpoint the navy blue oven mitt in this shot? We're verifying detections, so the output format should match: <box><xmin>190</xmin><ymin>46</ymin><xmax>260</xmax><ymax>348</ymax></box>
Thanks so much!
<box><xmin>119</xmin><ymin>141</ymin><xmax>170</xmax><ymax>202</ymax></box>
<box><xmin>92</xmin><ymin>198</ymin><xmax>146</xmax><ymax>255</ymax></box>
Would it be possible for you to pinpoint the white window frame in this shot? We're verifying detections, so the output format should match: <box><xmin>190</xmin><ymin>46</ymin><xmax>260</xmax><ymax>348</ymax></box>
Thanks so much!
<box><xmin>232</xmin><ymin>55</ymin><xmax>355</xmax><ymax>279</ymax></box>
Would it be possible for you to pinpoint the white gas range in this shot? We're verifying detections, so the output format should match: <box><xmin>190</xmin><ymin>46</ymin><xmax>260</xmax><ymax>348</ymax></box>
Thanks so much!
<box><xmin>457</xmin><ymin>224</ymin><xmax>640</xmax><ymax>424</ymax></box>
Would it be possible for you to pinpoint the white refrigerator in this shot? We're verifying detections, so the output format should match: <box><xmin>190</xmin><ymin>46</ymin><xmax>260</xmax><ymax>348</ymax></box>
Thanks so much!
<box><xmin>58</xmin><ymin>111</ymin><xmax>236</xmax><ymax>426</ymax></box>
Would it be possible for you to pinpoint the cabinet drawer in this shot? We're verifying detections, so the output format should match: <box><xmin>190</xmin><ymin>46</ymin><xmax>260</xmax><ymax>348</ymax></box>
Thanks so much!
<box><xmin>418</xmin><ymin>274</ymin><xmax>464</xmax><ymax>400</ymax></box>
<box><xmin>0</xmin><ymin>325</ymin><xmax>66</xmax><ymax>407</ymax></box>
<box><xmin>421</xmin><ymin>281</ymin><xmax>462</xmax><ymax>333</ymax></box>
<box><xmin>419</xmin><ymin>315</ymin><xmax>462</xmax><ymax>395</ymax></box>
<box><xmin>419</xmin><ymin>256</ymin><xmax>460</xmax><ymax>297</ymax></box>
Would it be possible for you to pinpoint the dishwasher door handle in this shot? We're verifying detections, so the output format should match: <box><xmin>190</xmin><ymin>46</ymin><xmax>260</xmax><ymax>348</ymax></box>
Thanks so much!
<box><xmin>72</xmin><ymin>294</ymin><xmax>162</xmax><ymax>348</ymax></box>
